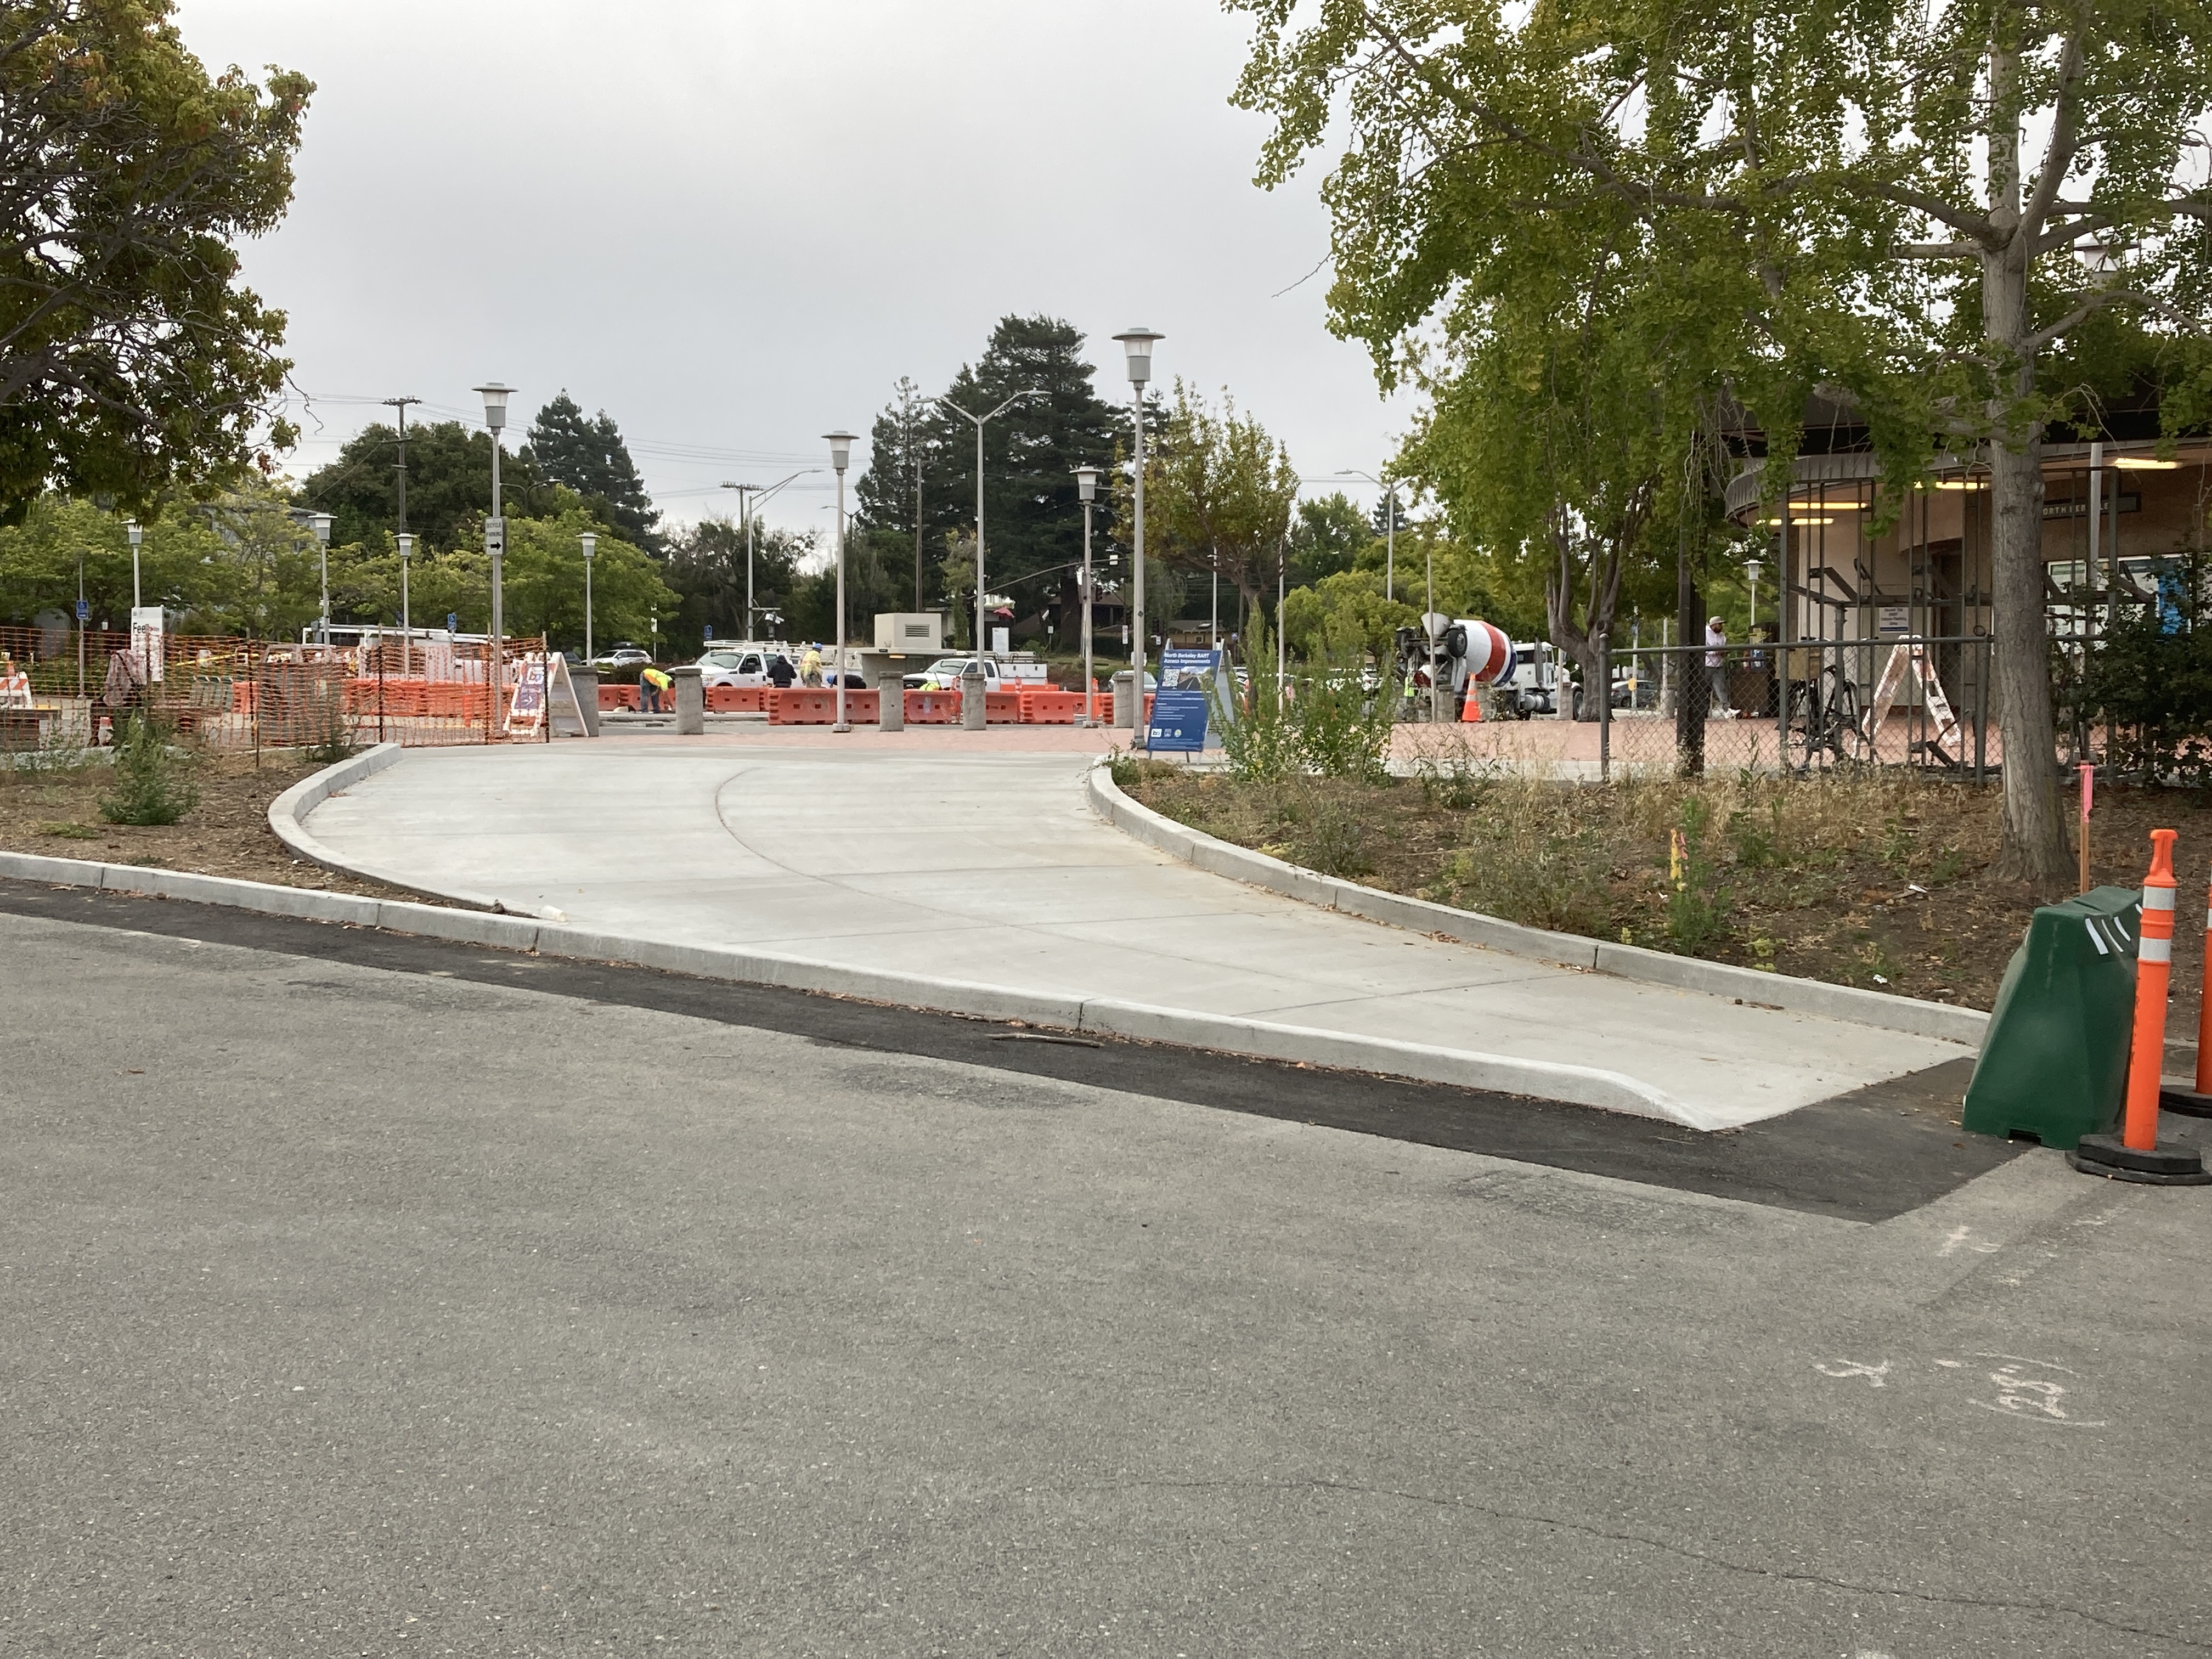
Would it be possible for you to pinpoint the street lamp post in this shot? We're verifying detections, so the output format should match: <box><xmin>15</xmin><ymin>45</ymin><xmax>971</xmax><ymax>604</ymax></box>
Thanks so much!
<box><xmin>127</xmin><ymin>520</ymin><xmax>143</xmax><ymax>609</ymax></box>
<box><xmin>475</xmin><ymin>382</ymin><xmax>513</xmax><ymax>716</ymax></box>
<box><xmin>581</xmin><ymin>532</ymin><xmax>597</xmax><ymax>664</ymax></box>
<box><xmin>396</xmin><ymin>533</ymin><xmax>414</xmax><ymax>673</ymax></box>
<box><xmin>825</xmin><ymin>431</ymin><xmax>857</xmax><ymax>733</ymax></box>
<box><xmin>934</xmin><ymin>391</ymin><xmax>1035</xmax><ymax>658</ymax></box>
<box><xmin>1339</xmin><ymin>470</ymin><xmax>1399</xmax><ymax>602</ymax></box>
<box><xmin>311</xmin><ymin>513</ymin><xmax>334</xmax><ymax>645</ymax></box>
<box><xmin>1113</xmin><ymin>328</ymin><xmax>1163</xmax><ymax>743</ymax></box>
<box><xmin>1075</xmin><ymin>465</ymin><xmax>1101</xmax><ymax>727</ymax></box>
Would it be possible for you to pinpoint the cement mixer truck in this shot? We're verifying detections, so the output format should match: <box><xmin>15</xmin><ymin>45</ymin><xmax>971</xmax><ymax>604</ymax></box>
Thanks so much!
<box><xmin>1395</xmin><ymin>616</ymin><xmax>1519</xmax><ymax>719</ymax></box>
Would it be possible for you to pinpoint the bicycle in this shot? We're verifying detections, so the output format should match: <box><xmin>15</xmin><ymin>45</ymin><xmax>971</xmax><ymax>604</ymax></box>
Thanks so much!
<box><xmin>1787</xmin><ymin>659</ymin><xmax>1863</xmax><ymax>772</ymax></box>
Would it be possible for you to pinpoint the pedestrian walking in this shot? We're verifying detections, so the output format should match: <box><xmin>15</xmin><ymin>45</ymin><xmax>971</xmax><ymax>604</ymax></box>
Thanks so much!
<box><xmin>1705</xmin><ymin>617</ymin><xmax>1733</xmax><ymax>718</ymax></box>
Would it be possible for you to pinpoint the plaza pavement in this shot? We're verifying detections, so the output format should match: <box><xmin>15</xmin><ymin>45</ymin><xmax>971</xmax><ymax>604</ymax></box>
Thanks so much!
<box><xmin>298</xmin><ymin>735</ymin><xmax>1972</xmax><ymax>1130</ymax></box>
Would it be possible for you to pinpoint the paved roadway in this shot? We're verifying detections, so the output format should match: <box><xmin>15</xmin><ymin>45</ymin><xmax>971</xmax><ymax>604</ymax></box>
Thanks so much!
<box><xmin>300</xmin><ymin>742</ymin><xmax>1971</xmax><ymax>1130</ymax></box>
<box><xmin>3</xmin><ymin>896</ymin><xmax>2207</xmax><ymax>1657</ymax></box>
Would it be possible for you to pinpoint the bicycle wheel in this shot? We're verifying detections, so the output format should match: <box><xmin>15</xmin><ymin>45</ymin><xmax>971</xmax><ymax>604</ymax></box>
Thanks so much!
<box><xmin>1786</xmin><ymin>681</ymin><xmax>1821</xmax><ymax>772</ymax></box>
<box><xmin>1830</xmin><ymin>673</ymin><xmax>1865</xmax><ymax>765</ymax></box>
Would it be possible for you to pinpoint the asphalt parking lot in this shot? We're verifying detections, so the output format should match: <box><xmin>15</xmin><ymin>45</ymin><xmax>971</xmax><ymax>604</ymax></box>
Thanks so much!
<box><xmin>3</xmin><ymin>889</ymin><xmax>2207</xmax><ymax>1657</ymax></box>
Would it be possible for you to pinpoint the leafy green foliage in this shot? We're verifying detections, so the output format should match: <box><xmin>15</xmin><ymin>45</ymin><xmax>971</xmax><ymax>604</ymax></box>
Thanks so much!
<box><xmin>0</xmin><ymin>2</ymin><xmax>312</xmax><ymax>520</ymax></box>
<box><xmin>98</xmin><ymin>713</ymin><xmax>198</xmax><ymax>825</ymax></box>
<box><xmin>2079</xmin><ymin>578</ymin><xmax>2212</xmax><ymax>785</ymax></box>
<box><xmin>300</xmin><ymin>421</ymin><xmax>556</xmax><ymax>553</ymax></box>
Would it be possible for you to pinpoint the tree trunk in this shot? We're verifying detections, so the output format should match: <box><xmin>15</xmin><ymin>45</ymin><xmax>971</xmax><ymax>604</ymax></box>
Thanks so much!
<box><xmin>1982</xmin><ymin>295</ymin><xmax>2072</xmax><ymax>887</ymax></box>
<box><xmin>1545</xmin><ymin>527</ymin><xmax>1621</xmax><ymax>721</ymax></box>
<box><xmin>1675</xmin><ymin>516</ymin><xmax>1706</xmax><ymax>775</ymax></box>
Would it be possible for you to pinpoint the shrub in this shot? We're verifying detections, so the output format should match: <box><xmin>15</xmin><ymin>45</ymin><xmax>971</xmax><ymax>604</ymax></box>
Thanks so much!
<box><xmin>98</xmin><ymin>714</ymin><xmax>199</xmax><ymax>826</ymax></box>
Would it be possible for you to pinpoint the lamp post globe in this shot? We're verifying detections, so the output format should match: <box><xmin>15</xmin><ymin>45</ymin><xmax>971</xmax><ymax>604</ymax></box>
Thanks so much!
<box><xmin>824</xmin><ymin>431</ymin><xmax>858</xmax><ymax>732</ymax></box>
<box><xmin>1111</xmin><ymin>328</ymin><xmax>1164</xmax><ymax>744</ymax></box>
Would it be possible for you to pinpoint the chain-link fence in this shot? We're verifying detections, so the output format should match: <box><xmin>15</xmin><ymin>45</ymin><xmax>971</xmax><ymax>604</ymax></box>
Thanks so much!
<box><xmin>1597</xmin><ymin>635</ymin><xmax>1997</xmax><ymax>780</ymax></box>
<box><xmin>0</xmin><ymin>625</ymin><xmax>553</xmax><ymax>757</ymax></box>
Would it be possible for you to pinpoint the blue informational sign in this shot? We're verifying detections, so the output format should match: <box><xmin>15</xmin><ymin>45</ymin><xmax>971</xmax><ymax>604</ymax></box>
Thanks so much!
<box><xmin>703</xmin><ymin>624</ymin><xmax>713</xmax><ymax>641</ymax></box>
<box><xmin>447</xmin><ymin>612</ymin><xmax>458</xmax><ymax>633</ymax></box>
<box><xmin>1146</xmin><ymin>689</ymin><xmax>1212</xmax><ymax>751</ymax></box>
<box><xmin>1147</xmin><ymin>647</ymin><xmax>1237</xmax><ymax>750</ymax></box>
<box><xmin>76</xmin><ymin>599</ymin><xmax>90</xmax><ymax>622</ymax></box>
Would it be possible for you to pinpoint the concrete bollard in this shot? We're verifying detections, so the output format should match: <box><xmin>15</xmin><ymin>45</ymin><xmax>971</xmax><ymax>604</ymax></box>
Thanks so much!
<box><xmin>961</xmin><ymin>668</ymin><xmax>986</xmax><ymax>730</ymax></box>
<box><xmin>879</xmin><ymin>666</ymin><xmax>904</xmax><ymax>732</ymax></box>
<box><xmin>1112</xmin><ymin>669</ymin><xmax>1138</xmax><ymax>731</ymax></box>
<box><xmin>670</xmin><ymin>664</ymin><xmax>704</xmax><ymax>735</ymax></box>
<box><xmin>568</xmin><ymin>666</ymin><xmax>602</xmax><ymax>738</ymax></box>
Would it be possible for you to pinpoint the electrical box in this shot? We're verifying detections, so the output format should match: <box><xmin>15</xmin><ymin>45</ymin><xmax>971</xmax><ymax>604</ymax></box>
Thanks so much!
<box><xmin>873</xmin><ymin>613</ymin><xmax>944</xmax><ymax>652</ymax></box>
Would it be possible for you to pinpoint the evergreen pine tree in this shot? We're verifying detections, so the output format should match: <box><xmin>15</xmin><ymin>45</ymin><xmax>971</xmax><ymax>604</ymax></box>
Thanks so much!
<box><xmin>524</xmin><ymin>392</ymin><xmax>662</xmax><ymax>550</ymax></box>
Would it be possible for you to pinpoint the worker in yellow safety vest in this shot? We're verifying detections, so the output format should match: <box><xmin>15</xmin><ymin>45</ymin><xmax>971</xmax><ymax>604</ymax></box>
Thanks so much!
<box><xmin>640</xmin><ymin>664</ymin><xmax>672</xmax><ymax>713</ymax></box>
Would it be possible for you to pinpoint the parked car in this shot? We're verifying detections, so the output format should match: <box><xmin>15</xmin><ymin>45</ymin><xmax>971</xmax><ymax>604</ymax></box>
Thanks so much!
<box><xmin>696</xmin><ymin>647</ymin><xmax>793</xmax><ymax>689</ymax></box>
<box><xmin>595</xmin><ymin>642</ymin><xmax>651</xmax><ymax>669</ymax></box>
<box><xmin>901</xmin><ymin>656</ymin><xmax>1010</xmax><ymax>691</ymax></box>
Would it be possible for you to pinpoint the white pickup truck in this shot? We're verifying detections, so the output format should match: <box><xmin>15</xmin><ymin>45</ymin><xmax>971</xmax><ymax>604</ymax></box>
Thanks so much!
<box><xmin>899</xmin><ymin>656</ymin><xmax>1050</xmax><ymax>692</ymax></box>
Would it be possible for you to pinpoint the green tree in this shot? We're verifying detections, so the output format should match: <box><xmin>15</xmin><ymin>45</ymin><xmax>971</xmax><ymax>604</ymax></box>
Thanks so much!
<box><xmin>664</xmin><ymin>515</ymin><xmax>809</xmax><ymax>648</ymax></box>
<box><xmin>1288</xmin><ymin>492</ymin><xmax>1373</xmax><ymax>588</ymax></box>
<box><xmin>297</xmin><ymin>421</ymin><xmax>557</xmax><ymax>553</ymax></box>
<box><xmin>523</xmin><ymin>392</ymin><xmax>661</xmax><ymax>549</ymax></box>
<box><xmin>856</xmin><ymin>316</ymin><xmax>1127</xmax><ymax>634</ymax></box>
<box><xmin>1230</xmin><ymin>0</ymin><xmax>2212</xmax><ymax>881</ymax></box>
<box><xmin>0</xmin><ymin>2</ymin><xmax>312</xmax><ymax>520</ymax></box>
<box><xmin>1132</xmin><ymin>382</ymin><xmax>1301</xmax><ymax>637</ymax></box>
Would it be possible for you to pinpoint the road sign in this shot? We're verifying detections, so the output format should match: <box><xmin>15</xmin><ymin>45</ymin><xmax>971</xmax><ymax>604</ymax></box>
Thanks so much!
<box><xmin>447</xmin><ymin>612</ymin><xmax>458</xmax><ymax>633</ymax></box>
<box><xmin>484</xmin><ymin>516</ymin><xmax>505</xmax><ymax>558</ymax></box>
<box><xmin>704</xmin><ymin>624</ymin><xmax>713</xmax><ymax>641</ymax></box>
<box><xmin>75</xmin><ymin>599</ymin><xmax>89</xmax><ymax>622</ymax></box>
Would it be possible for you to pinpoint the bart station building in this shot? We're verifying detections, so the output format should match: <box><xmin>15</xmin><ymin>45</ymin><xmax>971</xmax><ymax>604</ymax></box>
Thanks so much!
<box><xmin>1724</xmin><ymin>402</ymin><xmax>2209</xmax><ymax>723</ymax></box>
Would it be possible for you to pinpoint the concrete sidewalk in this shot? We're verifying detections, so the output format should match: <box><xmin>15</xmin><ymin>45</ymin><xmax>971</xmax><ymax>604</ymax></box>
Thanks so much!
<box><xmin>302</xmin><ymin>741</ymin><xmax>1972</xmax><ymax>1128</ymax></box>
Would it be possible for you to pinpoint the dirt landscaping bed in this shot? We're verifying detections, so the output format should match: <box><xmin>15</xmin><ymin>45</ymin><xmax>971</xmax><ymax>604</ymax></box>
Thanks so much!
<box><xmin>1128</xmin><ymin>761</ymin><xmax>2212</xmax><ymax>1014</ymax></box>
<box><xmin>0</xmin><ymin>747</ymin><xmax>415</xmax><ymax>900</ymax></box>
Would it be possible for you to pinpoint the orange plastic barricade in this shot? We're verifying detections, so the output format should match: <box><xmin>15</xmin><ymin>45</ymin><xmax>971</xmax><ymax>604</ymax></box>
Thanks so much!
<box><xmin>599</xmin><ymin>684</ymin><xmax>639</xmax><ymax>711</ymax></box>
<box><xmin>906</xmin><ymin>689</ymin><xmax>961</xmax><ymax>724</ymax></box>
<box><xmin>984</xmin><ymin>690</ymin><xmax>1023</xmax><ymax>723</ymax></box>
<box><xmin>768</xmin><ymin>688</ymin><xmax>837</xmax><ymax>724</ymax></box>
<box><xmin>1019</xmin><ymin>689</ymin><xmax>1083</xmax><ymax>724</ymax></box>
<box><xmin>704</xmin><ymin>685</ymin><xmax>767</xmax><ymax>713</ymax></box>
<box><xmin>839</xmin><ymin>689</ymin><xmax>879</xmax><ymax>723</ymax></box>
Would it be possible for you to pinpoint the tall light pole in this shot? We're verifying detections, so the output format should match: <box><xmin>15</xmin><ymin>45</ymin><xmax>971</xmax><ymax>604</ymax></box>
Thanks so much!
<box><xmin>127</xmin><ymin>520</ymin><xmax>142</xmax><ymax>609</ymax></box>
<box><xmin>1114</xmin><ymin>327</ymin><xmax>1163</xmax><ymax>741</ymax></box>
<box><xmin>475</xmin><ymin>382</ymin><xmax>512</xmax><ymax>704</ymax></box>
<box><xmin>825</xmin><ymin>431</ymin><xmax>856</xmax><ymax>733</ymax></box>
<box><xmin>720</xmin><ymin>470</ymin><xmax>815</xmax><ymax>640</ymax></box>
<box><xmin>397</xmin><ymin>533</ymin><xmax>414</xmax><ymax>672</ymax></box>
<box><xmin>580</xmin><ymin>532</ymin><xmax>597</xmax><ymax>664</ymax></box>
<box><xmin>312</xmin><ymin>513</ymin><xmax>334</xmax><ymax>645</ymax></box>
<box><xmin>1075</xmin><ymin>465</ymin><xmax>1101</xmax><ymax>727</ymax></box>
<box><xmin>935</xmin><ymin>390</ymin><xmax>1035</xmax><ymax>657</ymax></box>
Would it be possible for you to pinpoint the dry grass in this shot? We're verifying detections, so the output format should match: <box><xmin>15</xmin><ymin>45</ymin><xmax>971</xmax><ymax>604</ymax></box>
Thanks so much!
<box><xmin>1132</xmin><ymin>757</ymin><xmax>2212</xmax><ymax>1012</ymax></box>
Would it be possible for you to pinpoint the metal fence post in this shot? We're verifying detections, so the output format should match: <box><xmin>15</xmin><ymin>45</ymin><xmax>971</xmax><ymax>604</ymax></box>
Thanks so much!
<box><xmin>1598</xmin><ymin>628</ymin><xmax>1610</xmax><ymax>782</ymax></box>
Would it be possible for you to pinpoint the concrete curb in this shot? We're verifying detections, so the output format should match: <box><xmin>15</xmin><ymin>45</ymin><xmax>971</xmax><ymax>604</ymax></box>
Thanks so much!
<box><xmin>266</xmin><ymin>743</ymin><xmax>539</xmax><ymax>916</ymax></box>
<box><xmin>1086</xmin><ymin>760</ymin><xmax>1989</xmax><ymax>1049</ymax></box>
<box><xmin>0</xmin><ymin>844</ymin><xmax>1723</xmax><ymax>1133</ymax></box>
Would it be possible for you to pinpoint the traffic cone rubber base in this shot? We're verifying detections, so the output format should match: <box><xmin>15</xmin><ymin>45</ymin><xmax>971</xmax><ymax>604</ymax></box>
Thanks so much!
<box><xmin>2067</xmin><ymin>1132</ymin><xmax>2212</xmax><ymax>1184</ymax></box>
<box><xmin>2157</xmin><ymin>1084</ymin><xmax>2212</xmax><ymax>1118</ymax></box>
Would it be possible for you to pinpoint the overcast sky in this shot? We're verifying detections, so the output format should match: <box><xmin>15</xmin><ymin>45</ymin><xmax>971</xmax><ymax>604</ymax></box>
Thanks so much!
<box><xmin>174</xmin><ymin>0</ymin><xmax>1409</xmax><ymax>538</ymax></box>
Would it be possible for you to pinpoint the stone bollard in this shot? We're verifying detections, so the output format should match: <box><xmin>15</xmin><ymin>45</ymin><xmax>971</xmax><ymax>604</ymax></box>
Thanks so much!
<box><xmin>1112</xmin><ymin>669</ymin><xmax>1138</xmax><ymax>731</ymax></box>
<box><xmin>670</xmin><ymin>664</ymin><xmax>704</xmax><ymax>735</ymax></box>
<box><xmin>567</xmin><ymin>666</ymin><xmax>602</xmax><ymax>738</ymax></box>
<box><xmin>961</xmin><ymin>668</ymin><xmax>987</xmax><ymax>730</ymax></box>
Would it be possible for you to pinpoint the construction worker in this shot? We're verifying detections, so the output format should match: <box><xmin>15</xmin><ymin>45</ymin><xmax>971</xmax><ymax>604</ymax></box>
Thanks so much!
<box><xmin>765</xmin><ymin>652</ymin><xmax>796</xmax><ymax>690</ymax></box>
<box><xmin>800</xmin><ymin>646</ymin><xmax>823</xmax><ymax>687</ymax></box>
<box><xmin>640</xmin><ymin>663</ymin><xmax>672</xmax><ymax>713</ymax></box>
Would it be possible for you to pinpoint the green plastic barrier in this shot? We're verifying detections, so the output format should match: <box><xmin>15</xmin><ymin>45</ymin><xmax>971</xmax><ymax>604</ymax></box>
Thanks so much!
<box><xmin>1962</xmin><ymin>884</ymin><xmax>2143</xmax><ymax>1150</ymax></box>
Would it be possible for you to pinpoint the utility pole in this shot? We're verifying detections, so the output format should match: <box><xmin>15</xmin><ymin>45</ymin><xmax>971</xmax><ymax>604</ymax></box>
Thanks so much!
<box><xmin>382</xmin><ymin>396</ymin><xmax>421</xmax><ymax>539</ymax></box>
<box><xmin>720</xmin><ymin>470</ymin><xmax>816</xmax><ymax>640</ymax></box>
<box><xmin>915</xmin><ymin>437</ymin><xmax>924</xmax><ymax>613</ymax></box>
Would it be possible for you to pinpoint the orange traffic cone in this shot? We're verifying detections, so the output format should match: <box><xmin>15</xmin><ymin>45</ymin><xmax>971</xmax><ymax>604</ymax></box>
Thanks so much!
<box><xmin>2072</xmin><ymin>829</ymin><xmax>2210</xmax><ymax>1183</ymax></box>
<box><xmin>1460</xmin><ymin>682</ymin><xmax>1483</xmax><ymax>722</ymax></box>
